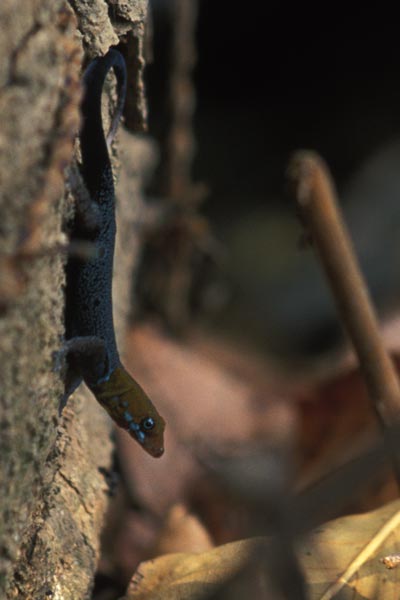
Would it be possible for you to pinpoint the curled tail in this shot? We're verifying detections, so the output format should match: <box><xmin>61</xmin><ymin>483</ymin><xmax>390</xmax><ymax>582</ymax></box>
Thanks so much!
<box><xmin>80</xmin><ymin>49</ymin><xmax>127</xmax><ymax>197</ymax></box>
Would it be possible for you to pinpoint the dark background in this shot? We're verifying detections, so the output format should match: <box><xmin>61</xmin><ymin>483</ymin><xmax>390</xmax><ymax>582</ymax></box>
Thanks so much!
<box><xmin>146</xmin><ymin>2</ymin><xmax>400</xmax><ymax>360</ymax></box>
<box><xmin>193</xmin><ymin>3</ymin><xmax>400</xmax><ymax>217</ymax></box>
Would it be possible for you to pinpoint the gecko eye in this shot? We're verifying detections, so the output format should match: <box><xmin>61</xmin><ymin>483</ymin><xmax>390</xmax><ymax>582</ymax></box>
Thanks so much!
<box><xmin>140</xmin><ymin>417</ymin><xmax>155</xmax><ymax>432</ymax></box>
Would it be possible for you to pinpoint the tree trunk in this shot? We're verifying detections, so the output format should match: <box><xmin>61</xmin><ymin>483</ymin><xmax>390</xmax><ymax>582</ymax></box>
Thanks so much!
<box><xmin>0</xmin><ymin>1</ymin><xmax>151</xmax><ymax>597</ymax></box>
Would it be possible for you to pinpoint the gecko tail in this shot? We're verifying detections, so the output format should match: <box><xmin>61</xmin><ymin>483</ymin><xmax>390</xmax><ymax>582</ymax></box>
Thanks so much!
<box><xmin>80</xmin><ymin>49</ymin><xmax>127</xmax><ymax>197</ymax></box>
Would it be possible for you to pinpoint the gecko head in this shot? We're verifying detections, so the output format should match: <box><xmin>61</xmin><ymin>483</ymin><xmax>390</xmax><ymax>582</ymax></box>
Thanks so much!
<box><xmin>117</xmin><ymin>379</ymin><xmax>166</xmax><ymax>458</ymax></box>
<box><xmin>127</xmin><ymin>408</ymin><xmax>166</xmax><ymax>458</ymax></box>
<box><xmin>94</xmin><ymin>367</ymin><xmax>166</xmax><ymax>458</ymax></box>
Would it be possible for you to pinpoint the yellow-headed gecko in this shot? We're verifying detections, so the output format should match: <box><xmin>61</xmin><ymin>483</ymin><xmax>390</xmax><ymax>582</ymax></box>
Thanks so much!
<box><xmin>62</xmin><ymin>49</ymin><xmax>165</xmax><ymax>458</ymax></box>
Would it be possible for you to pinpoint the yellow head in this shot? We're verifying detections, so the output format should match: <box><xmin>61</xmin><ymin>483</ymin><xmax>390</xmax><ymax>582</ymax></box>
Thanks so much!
<box><xmin>90</xmin><ymin>366</ymin><xmax>166</xmax><ymax>457</ymax></box>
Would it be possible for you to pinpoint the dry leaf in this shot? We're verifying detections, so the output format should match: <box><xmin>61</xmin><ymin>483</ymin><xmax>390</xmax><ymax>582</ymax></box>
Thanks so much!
<box><xmin>296</xmin><ymin>365</ymin><xmax>398</xmax><ymax>512</ymax></box>
<box><xmin>123</xmin><ymin>500</ymin><xmax>400</xmax><ymax>600</ymax></box>
<box><xmin>124</xmin><ymin>538</ymin><xmax>260</xmax><ymax>600</ymax></box>
<box><xmin>300</xmin><ymin>499</ymin><xmax>400</xmax><ymax>599</ymax></box>
<box><xmin>152</xmin><ymin>504</ymin><xmax>214</xmax><ymax>556</ymax></box>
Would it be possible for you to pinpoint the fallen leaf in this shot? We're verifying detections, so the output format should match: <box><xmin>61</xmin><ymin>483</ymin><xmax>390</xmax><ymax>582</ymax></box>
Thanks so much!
<box><xmin>123</xmin><ymin>500</ymin><xmax>400</xmax><ymax>600</ymax></box>
<box><xmin>296</xmin><ymin>364</ymin><xmax>398</xmax><ymax>512</ymax></box>
<box><xmin>124</xmin><ymin>538</ymin><xmax>260</xmax><ymax>600</ymax></box>
<box><xmin>152</xmin><ymin>504</ymin><xmax>214</xmax><ymax>556</ymax></box>
<box><xmin>301</xmin><ymin>499</ymin><xmax>400</xmax><ymax>599</ymax></box>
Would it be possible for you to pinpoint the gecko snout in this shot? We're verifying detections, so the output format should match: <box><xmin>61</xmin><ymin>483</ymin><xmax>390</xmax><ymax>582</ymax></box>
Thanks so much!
<box><xmin>150</xmin><ymin>445</ymin><xmax>165</xmax><ymax>458</ymax></box>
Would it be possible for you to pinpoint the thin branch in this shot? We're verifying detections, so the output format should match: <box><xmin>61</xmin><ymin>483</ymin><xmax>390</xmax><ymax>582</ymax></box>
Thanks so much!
<box><xmin>287</xmin><ymin>150</ymin><xmax>400</xmax><ymax>480</ymax></box>
<box><xmin>319</xmin><ymin>505</ymin><xmax>400</xmax><ymax>599</ymax></box>
<box><xmin>157</xmin><ymin>0</ymin><xmax>203</xmax><ymax>205</ymax></box>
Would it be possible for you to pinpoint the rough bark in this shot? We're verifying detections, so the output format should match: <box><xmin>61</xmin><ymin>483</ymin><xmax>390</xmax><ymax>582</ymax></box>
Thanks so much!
<box><xmin>0</xmin><ymin>1</ymin><xmax>151</xmax><ymax>598</ymax></box>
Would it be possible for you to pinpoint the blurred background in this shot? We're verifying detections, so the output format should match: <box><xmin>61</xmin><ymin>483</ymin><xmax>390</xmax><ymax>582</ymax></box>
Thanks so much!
<box><xmin>142</xmin><ymin>0</ymin><xmax>400</xmax><ymax>364</ymax></box>
<box><xmin>93</xmin><ymin>4</ymin><xmax>400</xmax><ymax>597</ymax></box>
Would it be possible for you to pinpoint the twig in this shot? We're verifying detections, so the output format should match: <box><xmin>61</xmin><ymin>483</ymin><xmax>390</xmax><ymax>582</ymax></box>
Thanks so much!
<box><xmin>319</xmin><ymin>504</ymin><xmax>400</xmax><ymax>599</ymax></box>
<box><xmin>288</xmin><ymin>150</ymin><xmax>400</xmax><ymax>481</ymax></box>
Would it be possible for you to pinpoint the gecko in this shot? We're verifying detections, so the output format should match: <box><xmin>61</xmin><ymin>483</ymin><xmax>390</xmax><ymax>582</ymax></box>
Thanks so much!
<box><xmin>62</xmin><ymin>49</ymin><xmax>165</xmax><ymax>458</ymax></box>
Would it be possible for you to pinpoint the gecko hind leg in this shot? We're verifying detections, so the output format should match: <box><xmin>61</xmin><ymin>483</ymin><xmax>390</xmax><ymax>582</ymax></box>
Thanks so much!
<box><xmin>56</xmin><ymin>336</ymin><xmax>110</xmax><ymax>414</ymax></box>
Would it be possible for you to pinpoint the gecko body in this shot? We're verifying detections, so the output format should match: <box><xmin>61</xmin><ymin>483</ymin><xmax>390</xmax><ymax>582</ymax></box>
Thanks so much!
<box><xmin>64</xmin><ymin>50</ymin><xmax>165</xmax><ymax>458</ymax></box>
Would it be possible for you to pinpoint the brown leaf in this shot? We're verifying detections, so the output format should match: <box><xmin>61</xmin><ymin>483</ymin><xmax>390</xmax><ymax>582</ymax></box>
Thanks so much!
<box><xmin>152</xmin><ymin>504</ymin><xmax>214</xmax><ymax>556</ymax></box>
<box><xmin>296</xmin><ymin>363</ymin><xmax>398</xmax><ymax>512</ymax></box>
<box><xmin>124</xmin><ymin>538</ymin><xmax>259</xmax><ymax>600</ymax></box>
<box><xmin>300</xmin><ymin>499</ymin><xmax>400</xmax><ymax>599</ymax></box>
<box><xmin>123</xmin><ymin>500</ymin><xmax>400</xmax><ymax>600</ymax></box>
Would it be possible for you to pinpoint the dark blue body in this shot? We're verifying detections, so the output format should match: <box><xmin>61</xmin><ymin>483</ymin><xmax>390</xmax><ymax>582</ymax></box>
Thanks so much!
<box><xmin>65</xmin><ymin>50</ymin><xmax>127</xmax><ymax>374</ymax></box>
